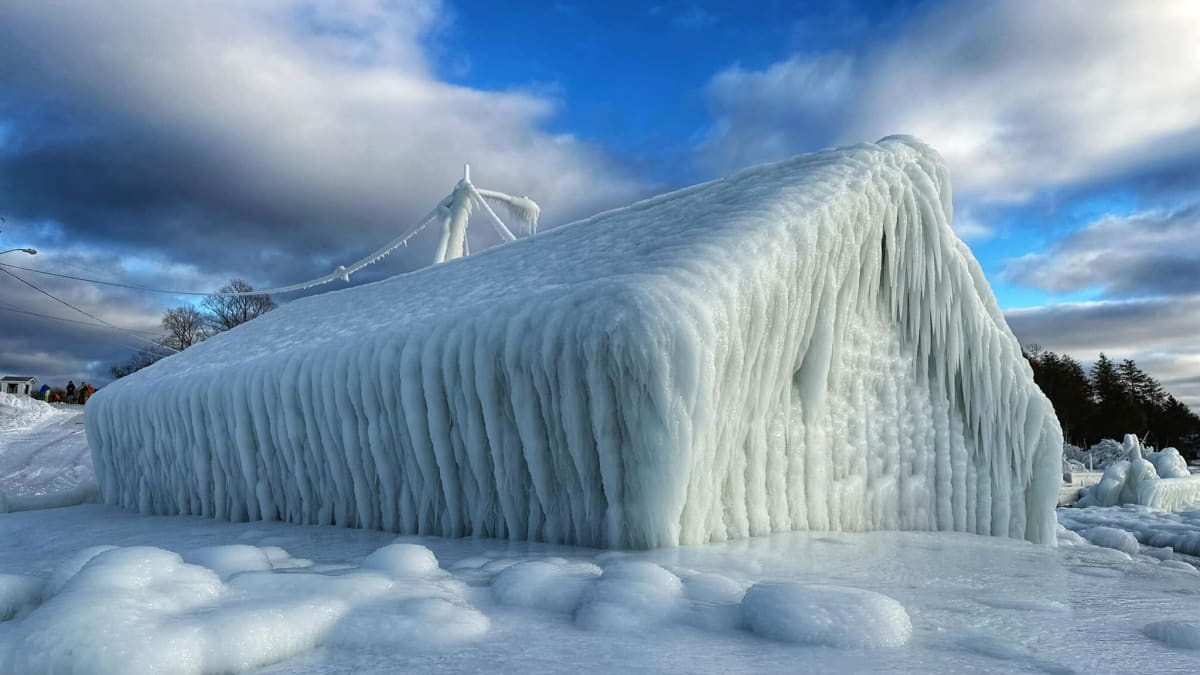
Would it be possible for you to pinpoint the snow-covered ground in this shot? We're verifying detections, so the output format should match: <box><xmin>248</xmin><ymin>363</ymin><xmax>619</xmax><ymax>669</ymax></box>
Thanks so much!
<box><xmin>0</xmin><ymin>394</ymin><xmax>93</xmax><ymax>498</ymax></box>
<box><xmin>2</xmin><ymin>504</ymin><xmax>1199</xmax><ymax>674</ymax></box>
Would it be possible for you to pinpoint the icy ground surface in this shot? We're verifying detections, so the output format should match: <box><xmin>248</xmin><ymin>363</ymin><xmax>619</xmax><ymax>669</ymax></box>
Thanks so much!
<box><xmin>2</xmin><ymin>505</ymin><xmax>1199</xmax><ymax>674</ymax></box>
<box><xmin>0</xmin><ymin>396</ymin><xmax>92</xmax><ymax>498</ymax></box>
<box><xmin>1059</xmin><ymin>505</ymin><xmax>1200</xmax><ymax>562</ymax></box>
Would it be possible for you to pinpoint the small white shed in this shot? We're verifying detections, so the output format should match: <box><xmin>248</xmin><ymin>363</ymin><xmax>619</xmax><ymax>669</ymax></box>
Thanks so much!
<box><xmin>1</xmin><ymin>376</ymin><xmax>37</xmax><ymax>396</ymax></box>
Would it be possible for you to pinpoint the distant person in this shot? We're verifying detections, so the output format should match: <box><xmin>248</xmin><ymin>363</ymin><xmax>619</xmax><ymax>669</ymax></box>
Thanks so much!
<box><xmin>66</xmin><ymin>381</ymin><xmax>76</xmax><ymax>404</ymax></box>
<box><xmin>39</xmin><ymin>384</ymin><xmax>50</xmax><ymax>401</ymax></box>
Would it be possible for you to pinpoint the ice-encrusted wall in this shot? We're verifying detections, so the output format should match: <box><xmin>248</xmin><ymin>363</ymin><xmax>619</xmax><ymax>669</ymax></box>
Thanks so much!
<box><xmin>87</xmin><ymin>136</ymin><xmax>1063</xmax><ymax>547</ymax></box>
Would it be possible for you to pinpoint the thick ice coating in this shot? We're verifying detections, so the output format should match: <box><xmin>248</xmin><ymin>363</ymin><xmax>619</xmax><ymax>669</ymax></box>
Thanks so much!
<box><xmin>85</xmin><ymin>136</ymin><xmax>1062</xmax><ymax>547</ymax></box>
<box><xmin>1074</xmin><ymin>435</ymin><xmax>1200</xmax><ymax>512</ymax></box>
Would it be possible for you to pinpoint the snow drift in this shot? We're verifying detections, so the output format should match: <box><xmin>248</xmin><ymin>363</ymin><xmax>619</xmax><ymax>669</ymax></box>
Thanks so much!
<box><xmin>86</xmin><ymin>136</ymin><xmax>1062</xmax><ymax>547</ymax></box>
<box><xmin>0</xmin><ymin>393</ymin><xmax>58</xmax><ymax>432</ymax></box>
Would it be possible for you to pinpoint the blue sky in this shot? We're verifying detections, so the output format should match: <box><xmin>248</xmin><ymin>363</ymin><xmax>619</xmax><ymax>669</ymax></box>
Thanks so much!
<box><xmin>435</xmin><ymin>1</ymin><xmax>919</xmax><ymax>185</ymax></box>
<box><xmin>1</xmin><ymin>0</ymin><xmax>1199</xmax><ymax>407</ymax></box>
<box><xmin>432</xmin><ymin>0</ymin><xmax>1199</xmax><ymax>308</ymax></box>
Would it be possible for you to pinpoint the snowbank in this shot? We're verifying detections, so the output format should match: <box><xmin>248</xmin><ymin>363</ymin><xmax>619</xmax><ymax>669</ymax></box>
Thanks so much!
<box><xmin>1074</xmin><ymin>435</ymin><xmax>1200</xmax><ymax>511</ymax></box>
<box><xmin>0</xmin><ymin>393</ymin><xmax>58</xmax><ymax>432</ymax></box>
<box><xmin>0</xmin><ymin>481</ymin><xmax>101</xmax><ymax>514</ymax></box>
<box><xmin>86</xmin><ymin>136</ymin><xmax>1062</xmax><ymax>547</ymax></box>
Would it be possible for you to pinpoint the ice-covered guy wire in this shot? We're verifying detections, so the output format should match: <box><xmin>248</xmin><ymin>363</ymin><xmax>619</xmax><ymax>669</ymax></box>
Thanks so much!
<box><xmin>213</xmin><ymin>165</ymin><xmax>540</xmax><ymax>297</ymax></box>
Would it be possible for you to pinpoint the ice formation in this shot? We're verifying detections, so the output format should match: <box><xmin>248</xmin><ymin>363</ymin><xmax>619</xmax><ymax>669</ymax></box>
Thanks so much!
<box><xmin>86</xmin><ymin>136</ymin><xmax>1062</xmax><ymax>547</ymax></box>
<box><xmin>1074</xmin><ymin>435</ymin><xmax>1200</xmax><ymax>511</ymax></box>
<box><xmin>4</xmin><ymin>505</ymin><xmax>1200</xmax><ymax>673</ymax></box>
<box><xmin>741</xmin><ymin>582</ymin><xmax>913</xmax><ymax>648</ymax></box>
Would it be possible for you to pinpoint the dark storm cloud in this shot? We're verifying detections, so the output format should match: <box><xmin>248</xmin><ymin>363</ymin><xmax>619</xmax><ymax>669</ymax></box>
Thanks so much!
<box><xmin>0</xmin><ymin>0</ymin><xmax>644</xmax><ymax>268</ymax></box>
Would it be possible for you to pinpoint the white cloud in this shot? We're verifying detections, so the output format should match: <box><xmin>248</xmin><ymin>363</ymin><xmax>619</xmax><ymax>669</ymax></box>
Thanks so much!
<box><xmin>950</xmin><ymin>209</ymin><xmax>994</xmax><ymax>242</ymax></box>
<box><xmin>1002</xmin><ymin>205</ymin><xmax>1200</xmax><ymax>296</ymax></box>
<box><xmin>700</xmin><ymin>0</ymin><xmax>1200</xmax><ymax>204</ymax></box>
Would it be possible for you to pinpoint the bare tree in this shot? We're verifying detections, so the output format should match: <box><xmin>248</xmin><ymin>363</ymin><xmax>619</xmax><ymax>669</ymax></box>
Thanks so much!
<box><xmin>161</xmin><ymin>306</ymin><xmax>208</xmax><ymax>350</ymax></box>
<box><xmin>109</xmin><ymin>280</ymin><xmax>276</xmax><ymax>378</ymax></box>
<box><xmin>201</xmin><ymin>279</ymin><xmax>277</xmax><ymax>331</ymax></box>
<box><xmin>110</xmin><ymin>345</ymin><xmax>172</xmax><ymax>379</ymax></box>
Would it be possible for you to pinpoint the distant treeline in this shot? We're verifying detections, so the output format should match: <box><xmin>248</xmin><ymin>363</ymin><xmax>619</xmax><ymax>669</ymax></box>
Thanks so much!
<box><xmin>1024</xmin><ymin>346</ymin><xmax>1200</xmax><ymax>459</ymax></box>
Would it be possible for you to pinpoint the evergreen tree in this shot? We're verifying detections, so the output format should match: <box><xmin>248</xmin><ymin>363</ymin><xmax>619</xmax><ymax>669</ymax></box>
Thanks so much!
<box><xmin>1091</xmin><ymin>353</ymin><xmax>1146</xmax><ymax>440</ymax></box>
<box><xmin>1118</xmin><ymin>359</ymin><xmax>1166</xmax><ymax>409</ymax></box>
<box><xmin>1024</xmin><ymin>347</ymin><xmax>1095</xmax><ymax>446</ymax></box>
<box><xmin>1024</xmin><ymin>347</ymin><xmax>1200</xmax><ymax>460</ymax></box>
<box><xmin>1155</xmin><ymin>394</ymin><xmax>1200</xmax><ymax>458</ymax></box>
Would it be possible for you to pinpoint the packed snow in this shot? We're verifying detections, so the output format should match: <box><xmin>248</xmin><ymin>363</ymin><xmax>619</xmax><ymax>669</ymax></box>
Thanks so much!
<box><xmin>2</xmin><ymin>504</ymin><xmax>1200</xmax><ymax>673</ymax></box>
<box><xmin>0</xmin><ymin>396</ymin><xmax>95</xmax><ymax>508</ymax></box>
<box><xmin>1074</xmin><ymin>435</ymin><xmax>1200</xmax><ymax>511</ymax></box>
<box><xmin>0</xmin><ymin>393</ymin><xmax>58</xmax><ymax>432</ymax></box>
<box><xmin>86</xmin><ymin>137</ymin><xmax>1062</xmax><ymax>547</ymax></box>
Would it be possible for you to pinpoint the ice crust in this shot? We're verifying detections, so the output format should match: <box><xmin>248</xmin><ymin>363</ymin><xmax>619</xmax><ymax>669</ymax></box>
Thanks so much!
<box><xmin>4</xmin><ymin>505</ymin><xmax>1200</xmax><ymax>674</ymax></box>
<box><xmin>86</xmin><ymin>136</ymin><xmax>1062</xmax><ymax>547</ymax></box>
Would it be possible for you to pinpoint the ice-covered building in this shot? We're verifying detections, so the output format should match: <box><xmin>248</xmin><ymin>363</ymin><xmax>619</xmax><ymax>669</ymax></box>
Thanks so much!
<box><xmin>86</xmin><ymin>137</ymin><xmax>1063</xmax><ymax>548</ymax></box>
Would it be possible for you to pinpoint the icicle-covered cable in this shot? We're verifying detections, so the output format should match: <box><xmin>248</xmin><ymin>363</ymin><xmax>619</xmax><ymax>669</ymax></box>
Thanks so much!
<box><xmin>209</xmin><ymin>204</ymin><xmax>446</xmax><ymax>297</ymax></box>
<box><xmin>469</xmin><ymin>188</ymin><xmax>517</xmax><ymax>242</ymax></box>
<box><xmin>476</xmin><ymin>188</ymin><xmax>540</xmax><ymax>237</ymax></box>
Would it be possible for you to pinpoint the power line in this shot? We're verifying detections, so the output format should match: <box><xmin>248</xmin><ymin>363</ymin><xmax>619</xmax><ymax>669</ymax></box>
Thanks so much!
<box><xmin>0</xmin><ymin>301</ymin><xmax>158</xmax><ymax>334</ymax></box>
<box><xmin>0</xmin><ymin>266</ymin><xmax>178</xmax><ymax>352</ymax></box>
<box><xmin>0</xmin><ymin>205</ymin><xmax>443</xmax><ymax>298</ymax></box>
<box><xmin>0</xmin><ymin>304</ymin><xmax>170</xmax><ymax>357</ymax></box>
<box><xmin>0</xmin><ymin>261</ymin><xmax>207</xmax><ymax>295</ymax></box>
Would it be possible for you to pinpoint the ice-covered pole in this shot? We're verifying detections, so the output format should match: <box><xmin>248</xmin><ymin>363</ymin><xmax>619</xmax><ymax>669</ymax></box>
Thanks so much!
<box><xmin>432</xmin><ymin>163</ymin><xmax>539</xmax><ymax>265</ymax></box>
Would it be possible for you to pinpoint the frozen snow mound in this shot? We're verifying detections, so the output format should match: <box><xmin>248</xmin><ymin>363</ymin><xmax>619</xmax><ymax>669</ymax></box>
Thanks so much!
<box><xmin>1074</xmin><ymin>435</ymin><xmax>1200</xmax><ymax>512</ymax></box>
<box><xmin>741</xmin><ymin>582</ymin><xmax>913</xmax><ymax>648</ymax></box>
<box><xmin>0</xmin><ymin>393</ymin><xmax>58</xmax><ymax>431</ymax></box>
<box><xmin>86</xmin><ymin>136</ymin><xmax>1062</xmax><ymax>547</ymax></box>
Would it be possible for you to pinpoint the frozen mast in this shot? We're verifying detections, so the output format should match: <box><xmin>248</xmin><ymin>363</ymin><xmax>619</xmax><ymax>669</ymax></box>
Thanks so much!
<box><xmin>87</xmin><ymin>137</ymin><xmax>1063</xmax><ymax>548</ymax></box>
<box><xmin>432</xmin><ymin>163</ymin><xmax>541</xmax><ymax>265</ymax></box>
